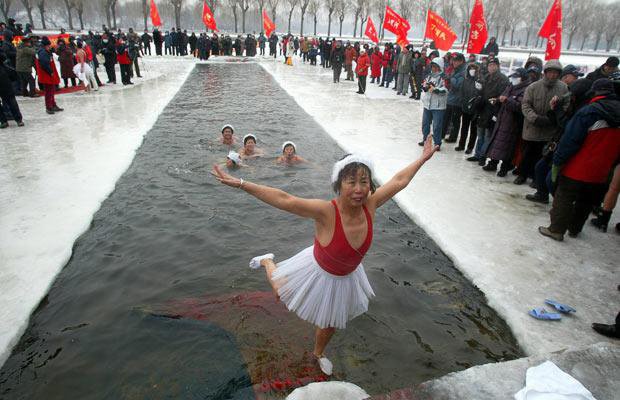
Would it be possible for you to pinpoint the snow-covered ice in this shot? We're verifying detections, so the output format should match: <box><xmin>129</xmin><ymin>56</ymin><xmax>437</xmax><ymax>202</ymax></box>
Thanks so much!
<box><xmin>0</xmin><ymin>57</ymin><xmax>194</xmax><ymax>367</ymax></box>
<box><xmin>258</xmin><ymin>57</ymin><xmax>619</xmax><ymax>356</ymax></box>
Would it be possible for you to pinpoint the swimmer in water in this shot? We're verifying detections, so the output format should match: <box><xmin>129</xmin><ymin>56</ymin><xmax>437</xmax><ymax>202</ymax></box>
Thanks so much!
<box><xmin>238</xmin><ymin>134</ymin><xmax>264</xmax><ymax>159</ymax></box>
<box><xmin>225</xmin><ymin>151</ymin><xmax>243</xmax><ymax>169</ymax></box>
<box><xmin>276</xmin><ymin>141</ymin><xmax>306</xmax><ymax>165</ymax></box>
<box><xmin>212</xmin><ymin>136</ymin><xmax>439</xmax><ymax>376</ymax></box>
<box><xmin>220</xmin><ymin>124</ymin><xmax>237</xmax><ymax>146</ymax></box>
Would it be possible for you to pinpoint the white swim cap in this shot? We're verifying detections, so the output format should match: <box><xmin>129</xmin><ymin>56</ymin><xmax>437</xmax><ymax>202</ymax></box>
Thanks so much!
<box><xmin>221</xmin><ymin>124</ymin><xmax>235</xmax><ymax>133</ymax></box>
<box><xmin>227</xmin><ymin>151</ymin><xmax>241</xmax><ymax>164</ymax></box>
<box><xmin>331</xmin><ymin>154</ymin><xmax>374</xmax><ymax>183</ymax></box>
<box><xmin>243</xmin><ymin>134</ymin><xmax>257</xmax><ymax>144</ymax></box>
<box><xmin>282</xmin><ymin>141</ymin><xmax>296</xmax><ymax>152</ymax></box>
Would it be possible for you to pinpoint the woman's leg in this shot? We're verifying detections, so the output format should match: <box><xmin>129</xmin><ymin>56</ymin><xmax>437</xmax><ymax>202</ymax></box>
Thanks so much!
<box><xmin>260</xmin><ymin>258</ymin><xmax>281</xmax><ymax>298</ymax></box>
<box><xmin>313</xmin><ymin>327</ymin><xmax>336</xmax><ymax>357</ymax></box>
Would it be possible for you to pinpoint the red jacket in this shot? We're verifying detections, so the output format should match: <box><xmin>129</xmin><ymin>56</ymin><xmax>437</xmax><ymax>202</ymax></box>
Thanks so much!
<box><xmin>370</xmin><ymin>51</ymin><xmax>382</xmax><ymax>78</ymax></box>
<box><xmin>35</xmin><ymin>55</ymin><xmax>60</xmax><ymax>85</ymax></box>
<box><xmin>381</xmin><ymin>50</ymin><xmax>391</xmax><ymax>68</ymax></box>
<box><xmin>355</xmin><ymin>53</ymin><xmax>370</xmax><ymax>76</ymax></box>
<box><xmin>117</xmin><ymin>49</ymin><xmax>131</xmax><ymax>65</ymax></box>
<box><xmin>84</xmin><ymin>44</ymin><xmax>93</xmax><ymax>62</ymax></box>
<box><xmin>344</xmin><ymin>47</ymin><xmax>357</xmax><ymax>65</ymax></box>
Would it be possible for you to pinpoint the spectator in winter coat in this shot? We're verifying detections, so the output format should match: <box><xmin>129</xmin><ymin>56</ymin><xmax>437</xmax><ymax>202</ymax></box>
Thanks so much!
<box><xmin>331</xmin><ymin>41</ymin><xmax>345</xmax><ymax>83</ymax></box>
<box><xmin>344</xmin><ymin>43</ymin><xmax>357</xmax><ymax>81</ymax></box>
<box><xmin>189</xmin><ymin>32</ymin><xmax>198</xmax><ymax>56</ymax></box>
<box><xmin>164</xmin><ymin>31</ymin><xmax>172</xmax><ymax>55</ymax></box>
<box><xmin>36</xmin><ymin>36</ymin><xmax>62</xmax><ymax>114</ymax></box>
<box><xmin>0</xmin><ymin>31</ymin><xmax>17</xmax><ymax>68</ymax></box>
<box><xmin>483</xmin><ymin>68</ymin><xmax>531</xmax><ymax>176</ymax></box>
<box><xmin>116</xmin><ymin>39</ymin><xmax>133</xmax><ymax>85</ymax></box>
<box><xmin>309</xmin><ymin>45</ymin><xmax>318</xmax><ymax>66</ymax></box>
<box><xmin>481</xmin><ymin>37</ymin><xmax>499</xmax><ymax>56</ymax></box>
<box><xmin>467</xmin><ymin>58</ymin><xmax>509</xmax><ymax>164</ymax></box>
<box><xmin>286</xmin><ymin>38</ymin><xmax>295</xmax><ymax>65</ymax></box>
<box><xmin>355</xmin><ymin>49</ymin><xmax>370</xmax><ymax>94</ymax></box>
<box><xmin>419</xmin><ymin>61</ymin><xmax>448</xmax><ymax>147</ymax></box>
<box><xmin>269</xmin><ymin>33</ymin><xmax>278</xmax><ymax>58</ymax></box>
<box><xmin>379</xmin><ymin>44</ymin><xmax>392</xmax><ymax>87</ymax></box>
<box><xmin>370</xmin><ymin>46</ymin><xmax>382</xmax><ymax>84</ymax></box>
<box><xmin>539</xmin><ymin>78</ymin><xmax>620</xmax><ymax>241</ymax></box>
<box><xmin>516</xmin><ymin>60</ymin><xmax>569</xmax><ymax>185</ymax></box>
<box><xmin>258</xmin><ymin>33</ymin><xmax>266</xmax><ymax>56</ymax></box>
<box><xmin>444</xmin><ymin>53</ymin><xmax>466</xmax><ymax>142</ymax></box>
<box><xmin>456</xmin><ymin>62</ymin><xmax>483</xmax><ymax>153</ymax></box>
<box><xmin>57</xmin><ymin>40</ymin><xmax>76</xmax><ymax>88</ymax></box>
<box><xmin>396</xmin><ymin>46</ymin><xmax>412</xmax><ymax>96</ymax></box>
<box><xmin>0</xmin><ymin>51</ymin><xmax>24</xmax><ymax>128</ymax></box>
<box><xmin>586</xmin><ymin>56</ymin><xmax>619</xmax><ymax>83</ymax></box>
<box><xmin>15</xmin><ymin>36</ymin><xmax>36</xmax><ymax>97</ymax></box>
<box><xmin>101</xmin><ymin>36</ymin><xmax>117</xmax><ymax>84</ymax></box>
<box><xmin>152</xmin><ymin>28</ymin><xmax>163</xmax><ymax>56</ymax></box>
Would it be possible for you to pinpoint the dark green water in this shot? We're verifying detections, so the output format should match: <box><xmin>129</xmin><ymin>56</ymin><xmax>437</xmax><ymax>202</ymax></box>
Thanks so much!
<box><xmin>0</xmin><ymin>63</ymin><xmax>521</xmax><ymax>399</ymax></box>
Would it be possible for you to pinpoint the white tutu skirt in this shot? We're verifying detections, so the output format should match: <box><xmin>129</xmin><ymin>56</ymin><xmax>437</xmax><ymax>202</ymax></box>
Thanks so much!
<box><xmin>272</xmin><ymin>246</ymin><xmax>375</xmax><ymax>329</ymax></box>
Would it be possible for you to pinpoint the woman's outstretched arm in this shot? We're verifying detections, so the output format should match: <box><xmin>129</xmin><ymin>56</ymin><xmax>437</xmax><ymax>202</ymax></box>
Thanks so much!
<box><xmin>369</xmin><ymin>136</ymin><xmax>438</xmax><ymax>209</ymax></box>
<box><xmin>212</xmin><ymin>164</ymin><xmax>329</xmax><ymax>220</ymax></box>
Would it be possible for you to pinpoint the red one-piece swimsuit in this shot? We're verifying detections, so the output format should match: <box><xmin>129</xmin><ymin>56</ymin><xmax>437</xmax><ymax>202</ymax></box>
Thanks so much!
<box><xmin>313</xmin><ymin>200</ymin><xmax>373</xmax><ymax>276</ymax></box>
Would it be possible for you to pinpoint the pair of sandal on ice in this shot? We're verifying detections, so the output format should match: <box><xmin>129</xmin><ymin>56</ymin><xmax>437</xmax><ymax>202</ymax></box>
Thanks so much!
<box><xmin>529</xmin><ymin>299</ymin><xmax>576</xmax><ymax>320</ymax></box>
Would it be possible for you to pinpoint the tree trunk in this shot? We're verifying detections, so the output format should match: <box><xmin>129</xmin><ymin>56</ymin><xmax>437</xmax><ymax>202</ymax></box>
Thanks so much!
<box><xmin>510</xmin><ymin>27</ymin><xmax>515</xmax><ymax>46</ymax></box>
<box><xmin>77</xmin><ymin>8</ymin><xmax>84</xmax><ymax>30</ymax></box>
<box><xmin>606</xmin><ymin>35</ymin><xmax>616</xmax><ymax>52</ymax></box>
<box><xmin>63</xmin><ymin>0</ymin><xmax>74</xmax><ymax>29</ymax></box>
<box><xmin>313</xmin><ymin>15</ymin><xmax>316</xmax><ymax>35</ymax></box>
<box><xmin>104</xmin><ymin>1</ymin><xmax>111</xmax><ymax>28</ymax></box>
<box><xmin>142</xmin><ymin>0</ymin><xmax>148</xmax><ymax>30</ymax></box>
<box><xmin>1</xmin><ymin>2</ymin><xmax>10</xmax><ymax>23</ymax></box>
<box><xmin>272</xmin><ymin>9</ymin><xmax>276</xmax><ymax>27</ymax></box>
<box><xmin>259</xmin><ymin>5</ymin><xmax>263</xmax><ymax>33</ymax></box>
<box><xmin>111</xmin><ymin>0</ymin><xmax>118</xmax><ymax>29</ymax></box>
<box><xmin>233</xmin><ymin>11</ymin><xmax>238</xmax><ymax>33</ymax></box>
<box><xmin>360</xmin><ymin>18</ymin><xmax>366</xmax><ymax>39</ymax></box>
<box><xmin>379</xmin><ymin>14</ymin><xmax>385</xmax><ymax>39</ymax></box>
<box><xmin>579</xmin><ymin>35</ymin><xmax>587</xmax><ymax>51</ymax></box>
<box><xmin>22</xmin><ymin>1</ymin><xmax>35</xmax><ymax>28</ymax></box>
<box><xmin>567</xmin><ymin>30</ymin><xmax>576</xmax><ymax>50</ymax></box>
<box><xmin>327</xmin><ymin>13</ymin><xmax>332</xmax><ymax>37</ymax></box>
<box><xmin>525</xmin><ymin>28</ymin><xmax>531</xmax><ymax>47</ymax></box>
<box><xmin>593</xmin><ymin>33</ymin><xmax>602</xmax><ymax>51</ymax></box>
<box><xmin>339</xmin><ymin>18</ymin><xmax>343</xmax><ymax>37</ymax></box>
<box><xmin>242</xmin><ymin>9</ymin><xmax>247</xmax><ymax>33</ymax></box>
<box><xmin>500</xmin><ymin>26</ymin><xmax>508</xmax><ymax>45</ymax></box>
<box><xmin>353</xmin><ymin>14</ymin><xmax>359</xmax><ymax>37</ymax></box>
<box><xmin>287</xmin><ymin>8</ymin><xmax>294</xmax><ymax>33</ymax></box>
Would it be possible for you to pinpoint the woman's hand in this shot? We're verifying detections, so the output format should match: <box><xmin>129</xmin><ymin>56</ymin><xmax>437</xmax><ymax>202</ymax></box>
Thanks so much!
<box><xmin>212</xmin><ymin>164</ymin><xmax>242</xmax><ymax>188</ymax></box>
<box><xmin>420</xmin><ymin>136</ymin><xmax>439</xmax><ymax>162</ymax></box>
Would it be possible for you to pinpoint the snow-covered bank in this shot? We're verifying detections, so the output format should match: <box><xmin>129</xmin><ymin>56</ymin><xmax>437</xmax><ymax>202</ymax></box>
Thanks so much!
<box><xmin>0</xmin><ymin>57</ymin><xmax>194</xmax><ymax>368</ymax></box>
<box><xmin>259</xmin><ymin>58</ymin><xmax>619</xmax><ymax>356</ymax></box>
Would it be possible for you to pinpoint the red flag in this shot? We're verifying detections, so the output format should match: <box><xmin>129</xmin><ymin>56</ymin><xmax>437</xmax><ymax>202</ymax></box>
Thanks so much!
<box><xmin>424</xmin><ymin>9</ymin><xmax>457</xmax><ymax>51</ymax></box>
<box><xmin>365</xmin><ymin>17</ymin><xmax>379</xmax><ymax>44</ymax></box>
<box><xmin>263</xmin><ymin>10</ymin><xmax>275</xmax><ymax>37</ymax></box>
<box><xmin>202</xmin><ymin>1</ymin><xmax>218</xmax><ymax>31</ymax></box>
<box><xmin>383</xmin><ymin>6</ymin><xmax>410</xmax><ymax>40</ymax></box>
<box><xmin>467</xmin><ymin>0</ymin><xmax>488</xmax><ymax>54</ymax></box>
<box><xmin>538</xmin><ymin>0</ymin><xmax>562</xmax><ymax>60</ymax></box>
<box><xmin>150</xmin><ymin>0</ymin><xmax>162</xmax><ymax>27</ymax></box>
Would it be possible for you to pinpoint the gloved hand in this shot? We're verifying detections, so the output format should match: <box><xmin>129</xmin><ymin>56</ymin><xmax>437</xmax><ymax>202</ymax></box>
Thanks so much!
<box><xmin>534</xmin><ymin>116</ymin><xmax>552</xmax><ymax>127</ymax></box>
<box><xmin>475</xmin><ymin>82</ymin><xmax>482</xmax><ymax>90</ymax></box>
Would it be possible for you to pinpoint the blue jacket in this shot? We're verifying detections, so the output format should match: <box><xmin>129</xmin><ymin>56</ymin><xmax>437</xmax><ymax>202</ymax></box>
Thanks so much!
<box><xmin>447</xmin><ymin>63</ymin><xmax>465</xmax><ymax>107</ymax></box>
<box><xmin>36</xmin><ymin>47</ymin><xmax>52</xmax><ymax>75</ymax></box>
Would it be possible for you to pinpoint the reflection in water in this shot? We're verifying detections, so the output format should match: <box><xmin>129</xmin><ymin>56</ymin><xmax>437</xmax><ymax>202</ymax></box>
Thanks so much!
<box><xmin>0</xmin><ymin>64</ymin><xmax>521</xmax><ymax>399</ymax></box>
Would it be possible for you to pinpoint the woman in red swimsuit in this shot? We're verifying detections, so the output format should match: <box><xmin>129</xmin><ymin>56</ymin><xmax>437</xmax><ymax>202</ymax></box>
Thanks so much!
<box><xmin>212</xmin><ymin>137</ymin><xmax>438</xmax><ymax>375</ymax></box>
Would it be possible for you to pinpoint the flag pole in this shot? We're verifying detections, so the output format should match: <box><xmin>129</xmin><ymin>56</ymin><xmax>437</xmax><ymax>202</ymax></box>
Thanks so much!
<box><xmin>422</xmin><ymin>8</ymin><xmax>429</xmax><ymax>46</ymax></box>
<box><xmin>462</xmin><ymin>0</ymin><xmax>472</xmax><ymax>51</ymax></box>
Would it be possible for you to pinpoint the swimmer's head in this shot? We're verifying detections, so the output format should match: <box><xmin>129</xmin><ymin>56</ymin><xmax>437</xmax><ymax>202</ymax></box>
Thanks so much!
<box><xmin>331</xmin><ymin>154</ymin><xmax>376</xmax><ymax>195</ymax></box>
<box><xmin>282</xmin><ymin>141</ymin><xmax>296</xmax><ymax>157</ymax></box>
<box><xmin>243</xmin><ymin>134</ymin><xmax>257</xmax><ymax>145</ymax></box>
<box><xmin>226</xmin><ymin>151</ymin><xmax>241</xmax><ymax>167</ymax></box>
<box><xmin>222</xmin><ymin>124</ymin><xmax>235</xmax><ymax>143</ymax></box>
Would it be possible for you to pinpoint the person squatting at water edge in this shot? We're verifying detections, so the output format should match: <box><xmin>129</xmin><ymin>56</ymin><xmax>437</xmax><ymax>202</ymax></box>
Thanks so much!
<box><xmin>276</xmin><ymin>141</ymin><xmax>306</xmax><ymax>165</ymax></box>
<box><xmin>239</xmin><ymin>133</ymin><xmax>265</xmax><ymax>159</ymax></box>
<box><xmin>212</xmin><ymin>137</ymin><xmax>439</xmax><ymax>375</ymax></box>
<box><xmin>220</xmin><ymin>124</ymin><xmax>237</xmax><ymax>146</ymax></box>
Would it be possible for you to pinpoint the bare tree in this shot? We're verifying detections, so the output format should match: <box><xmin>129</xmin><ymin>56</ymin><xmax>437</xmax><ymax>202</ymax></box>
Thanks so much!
<box><xmin>256</xmin><ymin>0</ymin><xmax>267</xmax><ymax>32</ymax></box>
<box><xmin>324</xmin><ymin>0</ymin><xmax>336</xmax><ymax>37</ymax></box>
<box><xmin>73</xmin><ymin>0</ymin><xmax>84</xmax><ymax>30</ymax></box>
<box><xmin>439</xmin><ymin>0</ymin><xmax>456</xmax><ymax>26</ymax></box>
<box><xmin>142</xmin><ymin>0</ymin><xmax>148</xmax><ymax>30</ymax></box>
<box><xmin>299</xmin><ymin>0</ymin><xmax>310</xmax><ymax>35</ymax></box>
<box><xmin>268</xmin><ymin>0</ymin><xmax>280</xmax><ymax>26</ymax></box>
<box><xmin>397</xmin><ymin>0</ymin><xmax>410</xmax><ymax>21</ymax></box>
<box><xmin>62</xmin><ymin>0</ymin><xmax>74</xmax><ymax>29</ymax></box>
<box><xmin>352</xmin><ymin>0</ymin><xmax>363</xmax><ymax>37</ymax></box>
<box><xmin>0</xmin><ymin>0</ymin><xmax>12</xmax><ymax>23</ymax></box>
<box><xmin>285</xmin><ymin>0</ymin><xmax>298</xmax><ymax>33</ymax></box>
<box><xmin>228</xmin><ymin>0</ymin><xmax>239</xmax><ymax>32</ymax></box>
<box><xmin>170</xmin><ymin>0</ymin><xmax>183</xmax><ymax>29</ymax></box>
<box><xmin>496</xmin><ymin>0</ymin><xmax>520</xmax><ymax>46</ymax></box>
<box><xmin>564</xmin><ymin>0</ymin><xmax>591</xmax><ymax>50</ymax></box>
<box><xmin>36</xmin><ymin>0</ymin><xmax>45</xmax><ymax>29</ymax></box>
<box><xmin>359</xmin><ymin>0</ymin><xmax>368</xmax><ymax>38</ymax></box>
<box><xmin>336</xmin><ymin>0</ymin><xmax>347</xmax><ymax>37</ymax></box>
<box><xmin>371</xmin><ymin>0</ymin><xmax>388</xmax><ymax>39</ymax></box>
<box><xmin>21</xmin><ymin>0</ymin><xmax>35</xmax><ymax>27</ymax></box>
<box><xmin>111</xmin><ymin>0</ymin><xmax>118</xmax><ymax>29</ymax></box>
<box><xmin>604</xmin><ymin>1</ymin><xmax>620</xmax><ymax>51</ymax></box>
<box><xmin>239</xmin><ymin>0</ymin><xmax>250</xmax><ymax>32</ymax></box>
<box><xmin>524</xmin><ymin>0</ymin><xmax>547</xmax><ymax>47</ymax></box>
<box><xmin>308</xmin><ymin>0</ymin><xmax>319</xmax><ymax>35</ymax></box>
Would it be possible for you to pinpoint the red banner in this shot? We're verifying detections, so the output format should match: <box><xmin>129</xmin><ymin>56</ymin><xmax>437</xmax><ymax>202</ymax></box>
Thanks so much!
<box><xmin>424</xmin><ymin>9</ymin><xmax>457</xmax><ymax>51</ymax></box>
<box><xmin>0</xmin><ymin>33</ymin><xmax>70</xmax><ymax>47</ymax></box>
<box><xmin>150</xmin><ymin>0</ymin><xmax>162</xmax><ymax>27</ymax></box>
<box><xmin>263</xmin><ymin>10</ymin><xmax>275</xmax><ymax>37</ymax></box>
<box><xmin>365</xmin><ymin>17</ymin><xmax>379</xmax><ymax>44</ymax></box>
<box><xmin>538</xmin><ymin>0</ymin><xmax>562</xmax><ymax>60</ymax></box>
<box><xmin>383</xmin><ymin>5</ymin><xmax>410</xmax><ymax>45</ymax></box>
<box><xmin>467</xmin><ymin>0</ymin><xmax>488</xmax><ymax>54</ymax></box>
<box><xmin>202</xmin><ymin>1</ymin><xmax>218</xmax><ymax>31</ymax></box>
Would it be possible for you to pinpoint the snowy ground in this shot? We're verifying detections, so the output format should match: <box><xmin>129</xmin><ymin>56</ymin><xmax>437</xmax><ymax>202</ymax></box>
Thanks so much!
<box><xmin>0</xmin><ymin>51</ymin><xmax>618</xmax><ymax>380</ymax></box>
<box><xmin>0</xmin><ymin>57</ymin><xmax>194</xmax><ymax>367</ymax></box>
<box><xmin>257</xmin><ymin>56</ymin><xmax>619</xmax><ymax>357</ymax></box>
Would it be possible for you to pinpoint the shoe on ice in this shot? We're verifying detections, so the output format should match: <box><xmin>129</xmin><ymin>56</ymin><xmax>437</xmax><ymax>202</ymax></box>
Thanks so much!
<box><xmin>17</xmin><ymin>121</ymin><xmax>24</xmax><ymax>127</ymax></box>
<box><xmin>249</xmin><ymin>253</ymin><xmax>274</xmax><ymax>269</ymax></box>
<box><xmin>316</xmin><ymin>355</ymin><xmax>333</xmax><ymax>375</ymax></box>
<box><xmin>525</xmin><ymin>193</ymin><xmax>549</xmax><ymax>204</ymax></box>
<box><xmin>513</xmin><ymin>176</ymin><xmax>527</xmax><ymax>185</ymax></box>
<box><xmin>538</xmin><ymin>226</ymin><xmax>564</xmax><ymax>241</ymax></box>
<box><xmin>592</xmin><ymin>322</ymin><xmax>620</xmax><ymax>338</ymax></box>
<box><xmin>454</xmin><ymin>146</ymin><xmax>464</xmax><ymax>151</ymax></box>
<box><xmin>545</xmin><ymin>299</ymin><xmax>576</xmax><ymax>314</ymax></box>
<box><xmin>591</xmin><ymin>210</ymin><xmax>612</xmax><ymax>232</ymax></box>
<box><xmin>418</xmin><ymin>141</ymin><xmax>424</xmax><ymax>146</ymax></box>
<box><xmin>466</xmin><ymin>156</ymin><xmax>479</xmax><ymax>162</ymax></box>
<box><xmin>482</xmin><ymin>163</ymin><xmax>497</xmax><ymax>172</ymax></box>
<box><xmin>529</xmin><ymin>307</ymin><xmax>561</xmax><ymax>321</ymax></box>
<box><xmin>0</xmin><ymin>122</ymin><xmax>8</xmax><ymax>129</ymax></box>
<box><xmin>52</xmin><ymin>105</ymin><xmax>64</xmax><ymax>112</ymax></box>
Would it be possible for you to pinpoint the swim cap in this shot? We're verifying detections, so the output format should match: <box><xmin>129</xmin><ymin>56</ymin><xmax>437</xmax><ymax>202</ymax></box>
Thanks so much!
<box><xmin>331</xmin><ymin>154</ymin><xmax>374</xmax><ymax>183</ymax></box>
<box><xmin>227</xmin><ymin>151</ymin><xmax>241</xmax><ymax>164</ymax></box>
<box><xmin>243</xmin><ymin>134</ymin><xmax>257</xmax><ymax>144</ymax></box>
<box><xmin>221</xmin><ymin>124</ymin><xmax>235</xmax><ymax>134</ymax></box>
<box><xmin>282</xmin><ymin>141</ymin><xmax>296</xmax><ymax>152</ymax></box>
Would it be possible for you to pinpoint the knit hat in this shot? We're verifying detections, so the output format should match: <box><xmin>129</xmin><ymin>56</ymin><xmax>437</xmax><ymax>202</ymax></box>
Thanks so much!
<box><xmin>590</xmin><ymin>78</ymin><xmax>614</xmax><ymax>95</ymax></box>
<box><xmin>561</xmin><ymin>65</ymin><xmax>584</xmax><ymax>78</ymax></box>
<box><xmin>41</xmin><ymin>36</ymin><xmax>51</xmax><ymax>46</ymax></box>
<box><xmin>604</xmin><ymin>56</ymin><xmax>619</xmax><ymax>69</ymax></box>
<box><xmin>488</xmin><ymin>58</ymin><xmax>500</xmax><ymax>66</ymax></box>
<box><xmin>509</xmin><ymin>68</ymin><xmax>528</xmax><ymax>79</ymax></box>
<box><xmin>543</xmin><ymin>60</ymin><xmax>563</xmax><ymax>72</ymax></box>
